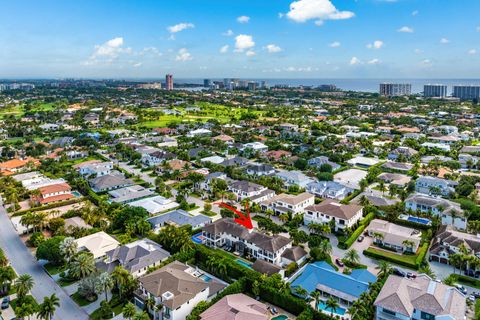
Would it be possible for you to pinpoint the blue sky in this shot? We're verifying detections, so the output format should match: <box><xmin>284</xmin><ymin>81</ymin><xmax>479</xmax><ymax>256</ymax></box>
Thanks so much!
<box><xmin>1</xmin><ymin>0</ymin><xmax>479</xmax><ymax>79</ymax></box>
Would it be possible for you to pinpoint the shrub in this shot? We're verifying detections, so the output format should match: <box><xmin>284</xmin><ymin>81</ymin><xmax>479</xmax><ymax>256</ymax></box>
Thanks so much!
<box><xmin>285</xmin><ymin>262</ymin><xmax>298</xmax><ymax>277</ymax></box>
<box><xmin>36</xmin><ymin>236</ymin><xmax>65</xmax><ymax>265</ymax></box>
<box><xmin>27</xmin><ymin>232</ymin><xmax>45</xmax><ymax>247</ymax></box>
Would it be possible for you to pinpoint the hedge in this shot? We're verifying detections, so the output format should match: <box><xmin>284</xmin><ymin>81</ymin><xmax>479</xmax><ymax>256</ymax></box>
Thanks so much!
<box><xmin>258</xmin><ymin>284</ymin><xmax>306</xmax><ymax>315</ymax></box>
<box><xmin>297</xmin><ymin>307</ymin><xmax>335</xmax><ymax>320</ymax></box>
<box><xmin>363</xmin><ymin>247</ymin><xmax>418</xmax><ymax>269</ymax></box>
<box><xmin>450</xmin><ymin>274</ymin><xmax>480</xmax><ymax>289</ymax></box>
<box><xmin>415</xmin><ymin>243</ymin><xmax>429</xmax><ymax>266</ymax></box>
<box><xmin>391</xmin><ymin>217</ymin><xmax>431</xmax><ymax>231</ymax></box>
<box><xmin>338</xmin><ymin>212</ymin><xmax>375</xmax><ymax>249</ymax></box>
<box><xmin>13</xmin><ymin>197</ymin><xmax>83</xmax><ymax>216</ymax></box>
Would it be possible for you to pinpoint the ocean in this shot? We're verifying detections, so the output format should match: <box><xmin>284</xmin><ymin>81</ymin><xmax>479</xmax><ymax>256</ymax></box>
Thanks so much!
<box><xmin>174</xmin><ymin>78</ymin><xmax>480</xmax><ymax>94</ymax></box>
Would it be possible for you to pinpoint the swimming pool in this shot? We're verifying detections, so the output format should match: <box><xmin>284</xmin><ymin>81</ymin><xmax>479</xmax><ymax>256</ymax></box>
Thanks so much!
<box><xmin>272</xmin><ymin>315</ymin><xmax>288</xmax><ymax>320</ymax></box>
<box><xmin>407</xmin><ymin>216</ymin><xmax>431</xmax><ymax>225</ymax></box>
<box><xmin>199</xmin><ymin>274</ymin><xmax>212</xmax><ymax>282</ymax></box>
<box><xmin>191</xmin><ymin>233</ymin><xmax>204</xmax><ymax>244</ymax></box>
<box><xmin>318</xmin><ymin>301</ymin><xmax>346</xmax><ymax>316</ymax></box>
<box><xmin>236</xmin><ymin>259</ymin><xmax>253</xmax><ymax>269</ymax></box>
<box><xmin>71</xmin><ymin>191</ymin><xmax>82</xmax><ymax>197</ymax></box>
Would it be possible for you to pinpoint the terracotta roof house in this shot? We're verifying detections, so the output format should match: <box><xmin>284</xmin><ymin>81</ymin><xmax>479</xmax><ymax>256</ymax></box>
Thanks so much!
<box><xmin>200</xmin><ymin>293</ymin><xmax>268</xmax><ymax>320</ymax></box>
<box><xmin>374</xmin><ymin>274</ymin><xmax>466</xmax><ymax>320</ymax></box>
<box><xmin>212</xmin><ymin>134</ymin><xmax>235</xmax><ymax>143</ymax></box>
<box><xmin>33</xmin><ymin>182</ymin><xmax>74</xmax><ymax>205</ymax></box>
<box><xmin>0</xmin><ymin>158</ymin><xmax>40</xmax><ymax>175</ymax></box>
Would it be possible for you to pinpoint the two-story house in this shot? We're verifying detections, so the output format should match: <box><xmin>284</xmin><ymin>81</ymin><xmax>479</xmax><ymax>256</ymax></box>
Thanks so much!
<box><xmin>304</xmin><ymin>199</ymin><xmax>363</xmax><ymax>231</ymax></box>
<box><xmin>415</xmin><ymin>176</ymin><xmax>457</xmax><ymax>197</ymax></box>
<box><xmin>260</xmin><ymin>192</ymin><xmax>314</xmax><ymax>216</ymax></box>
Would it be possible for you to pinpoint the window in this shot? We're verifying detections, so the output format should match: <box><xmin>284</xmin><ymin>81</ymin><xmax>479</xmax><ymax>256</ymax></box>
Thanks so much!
<box><xmin>382</xmin><ymin>308</ymin><xmax>396</xmax><ymax>315</ymax></box>
<box><xmin>420</xmin><ymin>311</ymin><xmax>435</xmax><ymax>320</ymax></box>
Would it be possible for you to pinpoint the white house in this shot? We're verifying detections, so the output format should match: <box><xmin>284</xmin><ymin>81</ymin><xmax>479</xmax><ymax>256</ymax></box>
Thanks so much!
<box><xmin>304</xmin><ymin>199</ymin><xmax>363</xmax><ymax>231</ymax></box>
<box><xmin>260</xmin><ymin>192</ymin><xmax>314</xmax><ymax>216</ymax></box>
<box><xmin>275</xmin><ymin>170</ymin><xmax>315</xmax><ymax>188</ymax></box>
<box><xmin>240</xmin><ymin>142</ymin><xmax>268</xmax><ymax>153</ymax></box>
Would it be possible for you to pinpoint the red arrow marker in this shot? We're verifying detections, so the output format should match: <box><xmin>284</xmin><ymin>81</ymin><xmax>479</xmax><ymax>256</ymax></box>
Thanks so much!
<box><xmin>219</xmin><ymin>201</ymin><xmax>253</xmax><ymax>230</ymax></box>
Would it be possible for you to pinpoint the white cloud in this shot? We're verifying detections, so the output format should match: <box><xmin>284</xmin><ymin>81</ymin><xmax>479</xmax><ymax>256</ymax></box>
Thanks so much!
<box><xmin>329</xmin><ymin>41</ymin><xmax>341</xmax><ymax>48</ymax></box>
<box><xmin>132</xmin><ymin>62</ymin><xmax>142</xmax><ymax>68</ymax></box>
<box><xmin>220</xmin><ymin>45</ymin><xmax>229</xmax><ymax>54</ymax></box>
<box><xmin>350</xmin><ymin>57</ymin><xmax>361</xmax><ymax>65</ymax></box>
<box><xmin>137</xmin><ymin>47</ymin><xmax>162</xmax><ymax>57</ymax></box>
<box><xmin>237</xmin><ymin>16</ymin><xmax>250</xmax><ymax>23</ymax></box>
<box><xmin>398</xmin><ymin>26</ymin><xmax>414</xmax><ymax>33</ymax></box>
<box><xmin>412</xmin><ymin>10</ymin><xmax>419</xmax><ymax>16</ymax></box>
<box><xmin>366</xmin><ymin>40</ymin><xmax>384</xmax><ymax>49</ymax></box>
<box><xmin>468</xmin><ymin>49</ymin><xmax>477</xmax><ymax>55</ymax></box>
<box><xmin>84</xmin><ymin>37</ymin><xmax>132</xmax><ymax>65</ymax></box>
<box><xmin>286</xmin><ymin>0</ymin><xmax>354</xmax><ymax>26</ymax></box>
<box><xmin>222</xmin><ymin>29</ymin><xmax>234</xmax><ymax>36</ymax></box>
<box><xmin>246</xmin><ymin>50</ymin><xmax>256</xmax><ymax>57</ymax></box>
<box><xmin>167</xmin><ymin>22</ymin><xmax>194</xmax><ymax>34</ymax></box>
<box><xmin>421</xmin><ymin>59</ymin><xmax>433</xmax><ymax>67</ymax></box>
<box><xmin>440</xmin><ymin>38</ymin><xmax>449</xmax><ymax>44</ymax></box>
<box><xmin>234</xmin><ymin>34</ymin><xmax>255</xmax><ymax>53</ymax></box>
<box><xmin>175</xmin><ymin>48</ymin><xmax>192</xmax><ymax>61</ymax></box>
<box><xmin>265</xmin><ymin>44</ymin><xmax>282</xmax><ymax>53</ymax></box>
<box><xmin>367</xmin><ymin>58</ymin><xmax>381</xmax><ymax>65</ymax></box>
<box><xmin>414</xmin><ymin>48</ymin><xmax>423</xmax><ymax>54</ymax></box>
<box><xmin>278</xmin><ymin>12</ymin><xmax>285</xmax><ymax>18</ymax></box>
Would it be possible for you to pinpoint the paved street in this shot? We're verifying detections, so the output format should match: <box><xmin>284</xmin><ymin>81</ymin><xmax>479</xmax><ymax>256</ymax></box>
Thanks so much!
<box><xmin>0</xmin><ymin>205</ymin><xmax>89</xmax><ymax>320</ymax></box>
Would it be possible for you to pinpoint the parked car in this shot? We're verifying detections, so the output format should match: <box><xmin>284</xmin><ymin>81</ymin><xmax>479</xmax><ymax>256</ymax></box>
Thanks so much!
<box><xmin>407</xmin><ymin>272</ymin><xmax>417</xmax><ymax>279</ymax></box>
<box><xmin>392</xmin><ymin>267</ymin><xmax>406</xmax><ymax>277</ymax></box>
<box><xmin>357</xmin><ymin>236</ymin><xmax>364</xmax><ymax>242</ymax></box>
<box><xmin>472</xmin><ymin>292</ymin><xmax>480</xmax><ymax>299</ymax></box>
<box><xmin>456</xmin><ymin>285</ymin><xmax>468</xmax><ymax>295</ymax></box>
<box><xmin>335</xmin><ymin>258</ymin><xmax>344</xmax><ymax>267</ymax></box>
<box><xmin>1</xmin><ymin>297</ymin><xmax>9</xmax><ymax>309</ymax></box>
<box><xmin>468</xmin><ymin>295</ymin><xmax>476</xmax><ymax>302</ymax></box>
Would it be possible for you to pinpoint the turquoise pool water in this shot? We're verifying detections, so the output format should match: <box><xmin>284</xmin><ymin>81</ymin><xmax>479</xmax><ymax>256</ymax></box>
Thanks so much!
<box><xmin>236</xmin><ymin>259</ymin><xmax>253</xmax><ymax>269</ymax></box>
<box><xmin>72</xmin><ymin>191</ymin><xmax>82</xmax><ymax>197</ymax></box>
<box><xmin>272</xmin><ymin>315</ymin><xmax>288</xmax><ymax>320</ymax></box>
<box><xmin>199</xmin><ymin>274</ymin><xmax>212</xmax><ymax>282</ymax></box>
<box><xmin>318</xmin><ymin>301</ymin><xmax>346</xmax><ymax>315</ymax></box>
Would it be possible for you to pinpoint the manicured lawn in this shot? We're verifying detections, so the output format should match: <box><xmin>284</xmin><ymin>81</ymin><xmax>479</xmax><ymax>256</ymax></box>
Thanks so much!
<box><xmin>89</xmin><ymin>296</ymin><xmax>125</xmax><ymax>320</ymax></box>
<box><xmin>363</xmin><ymin>247</ymin><xmax>417</xmax><ymax>268</ymax></box>
<box><xmin>44</xmin><ymin>263</ymin><xmax>66</xmax><ymax>275</ymax></box>
<box><xmin>71</xmin><ymin>291</ymin><xmax>97</xmax><ymax>306</ymax></box>
<box><xmin>202</xmin><ymin>210</ymin><xmax>218</xmax><ymax>217</ymax></box>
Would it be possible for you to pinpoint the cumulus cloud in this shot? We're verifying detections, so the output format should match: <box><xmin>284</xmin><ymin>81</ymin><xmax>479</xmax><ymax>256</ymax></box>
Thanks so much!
<box><xmin>246</xmin><ymin>50</ymin><xmax>256</xmax><ymax>57</ymax></box>
<box><xmin>329</xmin><ymin>41</ymin><xmax>341</xmax><ymax>48</ymax></box>
<box><xmin>222</xmin><ymin>29</ymin><xmax>234</xmax><ymax>36</ymax></box>
<box><xmin>398</xmin><ymin>26</ymin><xmax>414</xmax><ymax>33</ymax></box>
<box><xmin>421</xmin><ymin>59</ymin><xmax>433</xmax><ymax>67</ymax></box>
<box><xmin>237</xmin><ymin>15</ymin><xmax>250</xmax><ymax>23</ymax></box>
<box><xmin>220</xmin><ymin>45</ymin><xmax>229</xmax><ymax>53</ymax></box>
<box><xmin>468</xmin><ymin>49</ymin><xmax>477</xmax><ymax>55</ymax></box>
<box><xmin>367</xmin><ymin>58</ymin><xmax>381</xmax><ymax>65</ymax></box>
<box><xmin>132</xmin><ymin>62</ymin><xmax>142</xmax><ymax>68</ymax></box>
<box><xmin>175</xmin><ymin>48</ymin><xmax>192</xmax><ymax>61</ymax></box>
<box><xmin>412</xmin><ymin>10</ymin><xmax>419</xmax><ymax>16</ymax></box>
<box><xmin>414</xmin><ymin>48</ymin><xmax>423</xmax><ymax>54</ymax></box>
<box><xmin>137</xmin><ymin>47</ymin><xmax>162</xmax><ymax>57</ymax></box>
<box><xmin>440</xmin><ymin>38</ymin><xmax>449</xmax><ymax>44</ymax></box>
<box><xmin>234</xmin><ymin>34</ymin><xmax>255</xmax><ymax>53</ymax></box>
<box><xmin>84</xmin><ymin>37</ymin><xmax>132</xmax><ymax>65</ymax></box>
<box><xmin>286</xmin><ymin>0</ymin><xmax>354</xmax><ymax>26</ymax></box>
<box><xmin>265</xmin><ymin>44</ymin><xmax>282</xmax><ymax>53</ymax></box>
<box><xmin>366</xmin><ymin>40</ymin><xmax>384</xmax><ymax>49</ymax></box>
<box><xmin>168</xmin><ymin>22</ymin><xmax>195</xmax><ymax>34</ymax></box>
<box><xmin>350</xmin><ymin>57</ymin><xmax>361</xmax><ymax>65</ymax></box>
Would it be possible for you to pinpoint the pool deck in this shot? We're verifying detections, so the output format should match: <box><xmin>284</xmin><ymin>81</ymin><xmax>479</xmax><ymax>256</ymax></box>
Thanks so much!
<box><xmin>311</xmin><ymin>300</ymin><xmax>351</xmax><ymax>320</ymax></box>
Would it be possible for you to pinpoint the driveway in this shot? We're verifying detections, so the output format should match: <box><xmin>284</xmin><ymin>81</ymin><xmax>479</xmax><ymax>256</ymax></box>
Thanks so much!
<box><xmin>0</xmin><ymin>205</ymin><xmax>88</xmax><ymax>320</ymax></box>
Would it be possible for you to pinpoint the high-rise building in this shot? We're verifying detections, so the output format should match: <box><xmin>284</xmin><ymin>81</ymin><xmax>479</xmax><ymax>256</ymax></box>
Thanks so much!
<box><xmin>452</xmin><ymin>85</ymin><xmax>480</xmax><ymax>100</ymax></box>
<box><xmin>379</xmin><ymin>83</ymin><xmax>411</xmax><ymax>97</ymax></box>
<box><xmin>203</xmin><ymin>79</ymin><xmax>212</xmax><ymax>88</ymax></box>
<box><xmin>165</xmin><ymin>74</ymin><xmax>173</xmax><ymax>90</ymax></box>
<box><xmin>247</xmin><ymin>82</ymin><xmax>256</xmax><ymax>91</ymax></box>
<box><xmin>424</xmin><ymin>84</ymin><xmax>447</xmax><ymax>98</ymax></box>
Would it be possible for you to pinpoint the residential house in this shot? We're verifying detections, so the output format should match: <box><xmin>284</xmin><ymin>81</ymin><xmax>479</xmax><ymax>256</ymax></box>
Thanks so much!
<box><xmin>199</xmin><ymin>293</ymin><xmax>268</xmax><ymax>320</ymax></box>
<box><xmin>415</xmin><ymin>176</ymin><xmax>457</xmax><ymax>197</ymax></box>
<box><xmin>89</xmin><ymin>171</ymin><xmax>134</xmax><ymax>192</ymax></box>
<box><xmin>405</xmin><ymin>193</ymin><xmax>466</xmax><ymax>230</ymax></box>
<box><xmin>240</xmin><ymin>142</ymin><xmax>268</xmax><ymax>153</ymax></box>
<box><xmin>142</xmin><ymin>150</ymin><xmax>176</xmax><ymax>167</ymax></box>
<box><xmin>228</xmin><ymin>180</ymin><xmax>274</xmax><ymax>202</ymax></box>
<box><xmin>76</xmin><ymin>161</ymin><xmax>113</xmax><ymax>177</ymax></box>
<box><xmin>275</xmin><ymin>170</ymin><xmax>315</xmax><ymax>188</ymax></box>
<box><xmin>0</xmin><ymin>158</ymin><xmax>40</xmax><ymax>176</ymax></box>
<box><xmin>307</xmin><ymin>156</ymin><xmax>341</xmax><ymax>171</ymax></box>
<box><xmin>458</xmin><ymin>153</ymin><xmax>479</xmax><ymax>168</ymax></box>
<box><xmin>387</xmin><ymin>147</ymin><xmax>418</xmax><ymax>161</ymax></box>
<box><xmin>245</xmin><ymin>164</ymin><xmax>275</xmax><ymax>176</ymax></box>
<box><xmin>202</xmin><ymin>218</ymin><xmax>293</xmax><ymax>266</ymax></box>
<box><xmin>187</xmin><ymin>128</ymin><xmax>212</xmax><ymax>137</ymax></box>
<box><xmin>212</xmin><ymin>134</ymin><xmax>235</xmax><ymax>144</ymax></box>
<box><xmin>74</xmin><ymin>231</ymin><xmax>120</xmax><ymax>260</ymax></box>
<box><xmin>260</xmin><ymin>192</ymin><xmax>314</xmax><ymax>216</ymax></box>
<box><xmin>377</xmin><ymin>173</ymin><xmax>412</xmax><ymax>187</ymax></box>
<box><xmin>306</xmin><ymin>181</ymin><xmax>353</xmax><ymax>200</ymax></box>
<box><xmin>129</xmin><ymin>196</ymin><xmax>179</xmax><ymax>215</ymax></box>
<box><xmin>374</xmin><ymin>274</ymin><xmax>466</xmax><ymax>320</ymax></box>
<box><xmin>219</xmin><ymin>156</ymin><xmax>248</xmax><ymax>167</ymax></box>
<box><xmin>381</xmin><ymin>161</ymin><xmax>413</xmax><ymax>172</ymax></box>
<box><xmin>367</xmin><ymin>219</ymin><xmax>421</xmax><ymax>253</ymax></box>
<box><xmin>32</xmin><ymin>182</ymin><xmax>74</xmax><ymax>205</ymax></box>
<box><xmin>147</xmin><ymin>209</ymin><xmax>212</xmax><ymax>232</ymax></box>
<box><xmin>430</xmin><ymin>225</ymin><xmax>480</xmax><ymax>265</ymax></box>
<box><xmin>108</xmin><ymin>185</ymin><xmax>155</xmax><ymax>204</ymax></box>
<box><xmin>347</xmin><ymin>156</ymin><xmax>381</xmax><ymax>168</ymax></box>
<box><xmin>304</xmin><ymin>199</ymin><xmax>363</xmax><ymax>231</ymax></box>
<box><xmin>100</xmin><ymin>239</ymin><xmax>171</xmax><ymax>277</ymax></box>
<box><xmin>134</xmin><ymin>261</ymin><xmax>226</xmax><ymax>320</ymax></box>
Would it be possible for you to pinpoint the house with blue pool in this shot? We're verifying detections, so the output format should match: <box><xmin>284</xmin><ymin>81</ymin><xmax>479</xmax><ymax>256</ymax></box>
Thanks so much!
<box><xmin>290</xmin><ymin>261</ymin><xmax>377</xmax><ymax>310</ymax></box>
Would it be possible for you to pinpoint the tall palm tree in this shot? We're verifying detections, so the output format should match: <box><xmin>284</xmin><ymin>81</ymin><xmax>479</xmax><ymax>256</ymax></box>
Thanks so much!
<box><xmin>0</xmin><ymin>248</ymin><xmax>8</xmax><ymax>267</ymax></box>
<box><xmin>344</xmin><ymin>249</ymin><xmax>360</xmax><ymax>264</ymax></box>
<box><xmin>70</xmin><ymin>253</ymin><xmax>96</xmax><ymax>279</ymax></box>
<box><xmin>15</xmin><ymin>302</ymin><xmax>36</xmax><ymax>320</ymax></box>
<box><xmin>59</xmin><ymin>237</ymin><xmax>78</xmax><ymax>264</ymax></box>
<box><xmin>325</xmin><ymin>297</ymin><xmax>339</xmax><ymax>317</ymax></box>
<box><xmin>318</xmin><ymin>239</ymin><xmax>332</xmax><ymax>256</ymax></box>
<box><xmin>96</xmin><ymin>272</ymin><xmax>114</xmax><ymax>302</ymax></box>
<box><xmin>122</xmin><ymin>302</ymin><xmax>136</xmax><ymax>320</ymax></box>
<box><xmin>0</xmin><ymin>266</ymin><xmax>16</xmax><ymax>294</ymax></box>
<box><xmin>310</xmin><ymin>290</ymin><xmax>321</xmax><ymax>309</ymax></box>
<box><xmin>15</xmin><ymin>274</ymin><xmax>34</xmax><ymax>299</ymax></box>
<box><xmin>294</xmin><ymin>285</ymin><xmax>308</xmax><ymax>299</ymax></box>
<box><xmin>112</xmin><ymin>266</ymin><xmax>130</xmax><ymax>299</ymax></box>
<box><xmin>402</xmin><ymin>240</ymin><xmax>416</xmax><ymax>253</ymax></box>
<box><xmin>133</xmin><ymin>311</ymin><xmax>151</xmax><ymax>320</ymax></box>
<box><xmin>37</xmin><ymin>294</ymin><xmax>60</xmax><ymax>320</ymax></box>
<box><xmin>377</xmin><ymin>261</ymin><xmax>391</xmax><ymax>278</ymax></box>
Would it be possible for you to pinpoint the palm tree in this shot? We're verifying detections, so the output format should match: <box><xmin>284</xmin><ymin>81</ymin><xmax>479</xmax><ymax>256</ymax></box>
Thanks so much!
<box><xmin>37</xmin><ymin>294</ymin><xmax>60</xmax><ymax>320</ymax></box>
<box><xmin>0</xmin><ymin>266</ymin><xmax>16</xmax><ymax>294</ymax></box>
<box><xmin>359</xmin><ymin>195</ymin><xmax>371</xmax><ymax>207</ymax></box>
<box><xmin>69</xmin><ymin>253</ymin><xmax>96</xmax><ymax>279</ymax></box>
<box><xmin>59</xmin><ymin>237</ymin><xmax>78</xmax><ymax>264</ymax></box>
<box><xmin>112</xmin><ymin>266</ymin><xmax>130</xmax><ymax>299</ymax></box>
<box><xmin>133</xmin><ymin>311</ymin><xmax>151</xmax><ymax>320</ymax></box>
<box><xmin>15</xmin><ymin>274</ymin><xmax>34</xmax><ymax>299</ymax></box>
<box><xmin>122</xmin><ymin>302</ymin><xmax>136</xmax><ymax>320</ymax></box>
<box><xmin>402</xmin><ymin>240</ymin><xmax>416</xmax><ymax>253</ymax></box>
<box><xmin>310</xmin><ymin>290</ymin><xmax>321</xmax><ymax>309</ymax></box>
<box><xmin>278</xmin><ymin>213</ymin><xmax>289</xmax><ymax>223</ymax></box>
<box><xmin>372</xmin><ymin>232</ymin><xmax>384</xmax><ymax>245</ymax></box>
<box><xmin>96</xmin><ymin>272</ymin><xmax>113</xmax><ymax>302</ymax></box>
<box><xmin>318</xmin><ymin>239</ymin><xmax>332</xmax><ymax>256</ymax></box>
<box><xmin>377</xmin><ymin>261</ymin><xmax>391</xmax><ymax>278</ymax></box>
<box><xmin>144</xmin><ymin>297</ymin><xmax>156</xmax><ymax>315</ymax></box>
<box><xmin>325</xmin><ymin>297</ymin><xmax>339</xmax><ymax>317</ymax></box>
<box><xmin>15</xmin><ymin>302</ymin><xmax>36</xmax><ymax>320</ymax></box>
<box><xmin>294</xmin><ymin>285</ymin><xmax>308</xmax><ymax>299</ymax></box>
<box><xmin>0</xmin><ymin>248</ymin><xmax>7</xmax><ymax>267</ymax></box>
<box><xmin>344</xmin><ymin>249</ymin><xmax>360</xmax><ymax>264</ymax></box>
